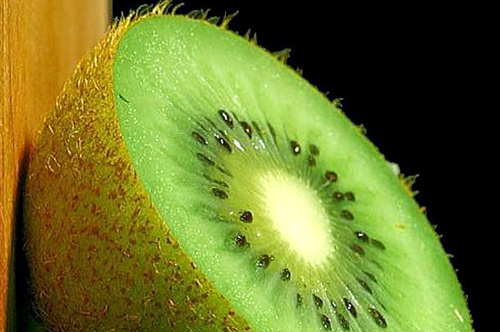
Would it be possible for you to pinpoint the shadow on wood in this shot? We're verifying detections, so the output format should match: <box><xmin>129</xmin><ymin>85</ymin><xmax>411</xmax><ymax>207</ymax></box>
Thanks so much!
<box><xmin>0</xmin><ymin>1</ymin><xmax>110</xmax><ymax>330</ymax></box>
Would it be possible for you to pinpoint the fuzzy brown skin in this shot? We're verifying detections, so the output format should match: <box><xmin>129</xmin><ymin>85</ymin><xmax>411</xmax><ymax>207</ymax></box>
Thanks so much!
<box><xmin>24</xmin><ymin>10</ymin><xmax>252</xmax><ymax>332</ymax></box>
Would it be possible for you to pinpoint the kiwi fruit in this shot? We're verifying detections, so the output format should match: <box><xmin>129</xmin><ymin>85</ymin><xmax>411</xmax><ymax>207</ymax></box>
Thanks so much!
<box><xmin>24</xmin><ymin>2</ymin><xmax>473</xmax><ymax>331</ymax></box>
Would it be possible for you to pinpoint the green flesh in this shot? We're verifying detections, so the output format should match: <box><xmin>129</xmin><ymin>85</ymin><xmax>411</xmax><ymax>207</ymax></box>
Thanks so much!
<box><xmin>113</xmin><ymin>16</ymin><xmax>470</xmax><ymax>332</ymax></box>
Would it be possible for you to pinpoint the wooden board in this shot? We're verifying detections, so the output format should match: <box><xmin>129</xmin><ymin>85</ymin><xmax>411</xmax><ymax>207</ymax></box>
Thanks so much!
<box><xmin>0</xmin><ymin>1</ymin><xmax>109</xmax><ymax>329</ymax></box>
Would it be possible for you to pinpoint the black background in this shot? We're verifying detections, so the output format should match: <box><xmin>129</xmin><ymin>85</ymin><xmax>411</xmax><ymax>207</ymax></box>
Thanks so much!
<box><xmin>113</xmin><ymin>1</ymin><xmax>488</xmax><ymax>329</ymax></box>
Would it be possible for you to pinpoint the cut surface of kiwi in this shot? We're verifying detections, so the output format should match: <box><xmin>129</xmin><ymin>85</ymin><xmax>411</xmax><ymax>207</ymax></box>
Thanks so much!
<box><xmin>24</xmin><ymin>6</ymin><xmax>472</xmax><ymax>332</ymax></box>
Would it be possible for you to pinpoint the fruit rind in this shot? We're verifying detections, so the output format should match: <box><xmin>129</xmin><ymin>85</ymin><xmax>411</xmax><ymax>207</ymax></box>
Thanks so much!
<box><xmin>24</xmin><ymin>5</ymin><xmax>251</xmax><ymax>331</ymax></box>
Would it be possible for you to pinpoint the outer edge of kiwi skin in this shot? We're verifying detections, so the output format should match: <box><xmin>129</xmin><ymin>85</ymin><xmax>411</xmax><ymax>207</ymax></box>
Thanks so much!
<box><xmin>23</xmin><ymin>3</ymin><xmax>252</xmax><ymax>331</ymax></box>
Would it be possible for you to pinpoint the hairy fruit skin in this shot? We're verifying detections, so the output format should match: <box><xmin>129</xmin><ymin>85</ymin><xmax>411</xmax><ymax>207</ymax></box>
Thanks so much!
<box><xmin>24</xmin><ymin>11</ymin><xmax>251</xmax><ymax>332</ymax></box>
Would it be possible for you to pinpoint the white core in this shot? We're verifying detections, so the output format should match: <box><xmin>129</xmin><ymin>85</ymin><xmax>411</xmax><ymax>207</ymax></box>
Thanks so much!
<box><xmin>260</xmin><ymin>172</ymin><xmax>333</xmax><ymax>266</ymax></box>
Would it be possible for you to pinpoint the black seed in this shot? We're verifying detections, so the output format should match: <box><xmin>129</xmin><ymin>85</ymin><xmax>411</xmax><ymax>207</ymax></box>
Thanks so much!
<box><xmin>230</xmin><ymin>111</ymin><xmax>240</xmax><ymax>122</ymax></box>
<box><xmin>204</xmin><ymin>117</ymin><xmax>220</xmax><ymax>131</ymax></box>
<box><xmin>214</xmin><ymin>133</ymin><xmax>232</xmax><ymax>153</ymax></box>
<box><xmin>320</xmin><ymin>315</ymin><xmax>332</xmax><ymax>330</ymax></box>
<box><xmin>296</xmin><ymin>293</ymin><xmax>303</xmax><ymax>307</ymax></box>
<box><xmin>357</xmin><ymin>278</ymin><xmax>373</xmax><ymax>294</ymax></box>
<box><xmin>307</xmin><ymin>155</ymin><xmax>317</xmax><ymax>167</ymax></box>
<box><xmin>191</xmin><ymin>131</ymin><xmax>208</xmax><ymax>145</ymax></box>
<box><xmin>118</xmin><ymin>94</ymin><xmax>129</xmax><ymax>103</ymax></box>
<box><xmin>325</xmin><ymin>171</ymin><xmax>338</xmax><ymax>182</ymax></box>
<box><xmin>256</xmin><ymin>254</ymin><xmax>271</xmax><ymax>268</ymax></box>
<box><xmin>215</xmin><ymin>124</ymin><xmax>230</xmax><ymax>138</ymax></box>
<box><xmin>336</xmin><ymin>312</ymin><xmax>350</xmax><ymax>330</ymax></box>
<box><xmin>217</xmin><ymin>165</ymin><xmax>233</xmax><ymax>177</ymax></box>
<box><xmin>309</xmin><ymin>144</ymin><xmax>319</xmax><ymax>156</ymax></box>
<box><xmin>368</xmin><ymin>308</ymin><xmax>387</xmax><ymax>328</ymax></box>
<box><xmin>333</xmin><ymin>191</ymin><xmax>345</xmax><ymax>202</ymax></box>
<box><xmin>363</xmin><ymin>270</ymin><xmax>378</xmax><ymax>283</ymax></box>
<box><xmin>343</xmin><ymin>298</ymin><xmax>357</xmax><ymax>318</ymax></box>
<box><xmin>212</xmin><ymin>179</ymin><xmax>229</xmax><ymax>188</ymax></box>
<box><xmin>240</xmin><ymin>121</ymin><xmax>252</xmax><ymax>139</ymax></box>
<box><xmin>196</xmin><ymin>153</ymin><xmax>215</xmax><ymax>166</ymax></box>
<box><xmin>218</xmin><ymin>128</ymin><xmax>231</xmax><ymax>141</ymax></box>
<box><xmin>290</xmin><ymin>141</ymin><xmax>301</xmax><ymax>155</ymax></box>
<box><xmin>345</xmin><ymin>192</ymin><xmax>356</xmax><ymax>201</ymax></box>
<box><xmin>313</xmin><ymin>294</ymin><xmax>323</xmax><ymax>308</ymax></box>
<box><xmin>354</xmin><ymin>231</ymin><xmax>369</xmax><ymax>242</ymax></box>
<box><xmin>212</xmin><ymin>188</ymin><xmax>228</xmax><ymax>199</ymax></box>
<box><xmin>252</xmin><ymin>121</ymin><xmax>263</xmax><ymax>137</ymax></box>
<box><xmin>268</xmin><ymin>123</ymin><xmax>277</xmax><ymax>144</ymax></box>
<box><xmin>218</xmin><ymin>109</ymin><xmax>234</xmax><ymax>128</ymax></box>
<box><xmin>377</xmin><ymin>300</ymin><xmax>387</xmax><ymax>311</ymax></box>
<box><xmin>203</xmin><ymin>174</ymin><xmax>229</xmax><ymax>188</ymax></box>
<box><xmin>372</xmin><ymin>239</ymin><xmax>386</xmax><ymax>250</ymax></box>
<box><xmin>341</xmin><ymin>210</ymin><xmax>354</xmax><ymax>220</ymax></box>
<box><xmin>370</xmin><ymin>259</ymin><xmax>384</xmax><ymax>271</ymax></box>
<box><xmin>350</xmin><ymin>243</ymin><xmax>365</xmax><ymax>255</ymax></box>
<box><xmin>280</xmin><ymin>268</ymin><xmax>291</xmax><ymax>281</ymax></box>
<box><xmin>235</xmin><ymin>234</ymin><xmax>247</xmax><ymax>247</ymax></box>
<box><xmin>329</xmin><ymin>299</ymin><xmax>337</xmax><ymax>309</ymax></box>
<box><xmin>195</xmin><ymin>120</ymin><xmax>208</xmax><ymax>132</ymax></box>
<box><xmin>239</xmin><ymin>211</ymin><xmax>253</xmax><ymax>223</ymax></box>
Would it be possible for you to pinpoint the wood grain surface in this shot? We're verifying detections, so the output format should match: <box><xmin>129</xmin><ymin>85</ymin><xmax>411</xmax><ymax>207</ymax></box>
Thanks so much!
<box><xmin>0</xmin><ymin>1</ymin><xmax>109</xmax><ymax>329</ymax></box>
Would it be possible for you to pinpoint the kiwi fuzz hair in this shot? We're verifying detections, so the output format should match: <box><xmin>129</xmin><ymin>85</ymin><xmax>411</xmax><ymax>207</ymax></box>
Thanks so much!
<box><xmin>25</xmin><ymin>4</ymin><xmax>250</xmax><ymax>331</ymax></box>
<box><xmin>23</xmin><ymin>2</ymin><xmax>473</xmax><ymax>331</ymax></box>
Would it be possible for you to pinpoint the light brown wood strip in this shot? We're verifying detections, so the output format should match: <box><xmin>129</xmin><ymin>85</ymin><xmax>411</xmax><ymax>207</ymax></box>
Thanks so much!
<box><xmin>0</xmin><ymin>1</ymin><xmax>109</xmax><ymax>330</ymax></box>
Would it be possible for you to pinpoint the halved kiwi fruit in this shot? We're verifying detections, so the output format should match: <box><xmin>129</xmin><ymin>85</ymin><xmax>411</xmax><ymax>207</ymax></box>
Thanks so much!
<box><xmin>24</xmin><ymin>3</ymin><xmax>472</xmax><ymax>331</ymax></box>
